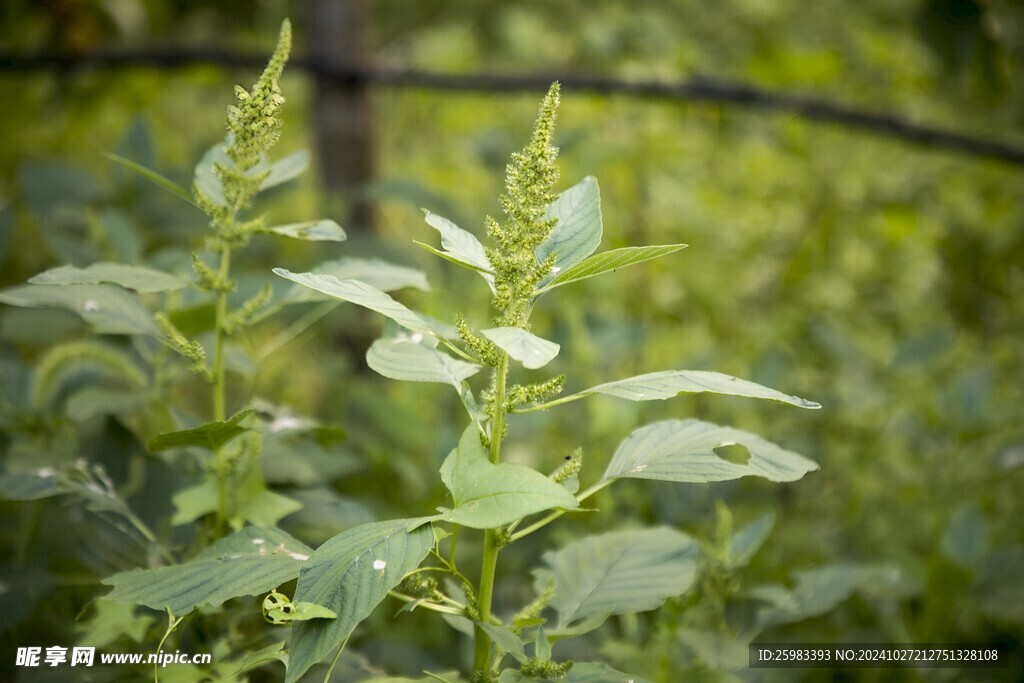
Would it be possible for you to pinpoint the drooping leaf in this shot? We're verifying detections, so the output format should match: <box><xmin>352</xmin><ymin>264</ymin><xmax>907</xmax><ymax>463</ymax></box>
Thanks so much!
<box><xmin>419</xmin><ymin>210</ymin><xmax>494</xmax><ymax>285</ymax></box>
<box><xmin>272</xmin><ymin>269</ymin><xmax>443</xmax><ymax>336</ymax></box>
<box><xmin>280</xmin><ymin>258</ymin><xmax>428</xmax><ymax>304</ymax></box>
<box><xmin>538</xmin><ymin>244</ymin><xmax>688</xmax><ymax>293</ymax></box>
<box><xmin>601</xmin><ymin>419</ymin><xmax>818</xmax><ymax>484</ymax></box>
<box><xmin>102</xmin><ymin>527</ymin><xmax>312</xmax><ymax>615</ymax></box>
<box><xmin>286</xmin><ymin>518</ymin><xmax>435</xmax><ymax>683</ymax></box>
<box><xmin>29</xmin><ymin>262</ymin><xmax>188</xmax><ymax>293</ymax></box>
<box><xmin>536</xmin><ymin>176</ymin><xmax>602</xmax><ymax>273</ymax></box>
<box><xmin>261</xmin><ymin>220</ymin><xmax>346</xmax><ymax>242</ymax></box>
<box><xmin>147</xmin><ymin>409</ymin><xmax>255</xmax><ymax>452</ymax></box>
<box><xmin>261</xmin><ymin>149</ymin><xmax>310</xmax><ymax>190</ymax></box>
<box><xmin>367</xmin><ymin>338</ymin><xmax>482</xmax><ymax>387</ymax></box>
<box><xmin>438</xmin><ymin>426</ymin><xmax>578</xmax><ymax>529</ymax></box>
<box><xmin>231</xmin><ymin>641</ymin><xmax>288</xmax><ymax>677</ymax></box>
<box><xmin>0</xmin><ymin>284</ymin><xmax>160</xmax><ymax>336</ymax></box>
<box><xmin>535</xmin><ymin>527</ymin><xmax>699</xmax><ymax>631</ymax></box>
<box><xmin>481</xmin><ymin>327</ymin><xmax>560</xmax><ymax>370</ymax></box>
<box><xmin>567</xmin><ymin>370</ymin><xmax>819</xmax><ymax>409</ymax></box>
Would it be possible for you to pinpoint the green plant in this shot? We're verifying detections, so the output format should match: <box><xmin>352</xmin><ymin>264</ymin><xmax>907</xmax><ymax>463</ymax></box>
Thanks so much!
<box><xmin>258</xmin><ymin>82</ymin><xmax>818</xmax><ymax>682</ymax></box>
<box><xmin>1</xmin><ymin>29</ymin><xmax>822</xmax><ymax>683</ymax></box>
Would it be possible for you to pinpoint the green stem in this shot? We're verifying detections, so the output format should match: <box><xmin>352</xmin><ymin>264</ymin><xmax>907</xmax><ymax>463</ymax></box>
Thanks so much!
<box><xmin>508</xmin><ymin>480</ymin><xmax>614</xmax><ymax>543</ymax></box>
<box><xmin>473</xmin><ymin>353</ymin><xmax>509</xmax><ymax>675</ymax></box>
<box><xmin>212</xmin><ymin>245</ymin><xmax>232</xmax><ymax>534</ymax></box>
<box><xmin>212</xmin><ymin>246</ymin><xmax>231</xmax><ymax>422</ymax></box>
<box><xmin>510</xmin><ymin>391</ymin><xmax>588</xmax><ymax>414</ymax></box>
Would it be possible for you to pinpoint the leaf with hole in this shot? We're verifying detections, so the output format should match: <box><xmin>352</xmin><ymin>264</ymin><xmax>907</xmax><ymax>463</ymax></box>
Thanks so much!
<box><xmin>481</xmin><ymin>327</ymin><xmax>560</xmax><ymax>369</ymax></box>
<box><xmin>102</xmin><ymin>527</ymin><xmax>312</xmax><ymax>615</ymax></box>
<box><xmin>601</xmin><ymin>419</ymin><xmax>818</xmax><ymax>484</ymax></box>
<box><xmin>438</xmin><ymin>426</ymin><xmax>578</xmax><ymax>529</ymax></box>
<box><xmin>286</xmin><ymin>518</ymin><xmax>435</xmax><ymax>683</ymax></box>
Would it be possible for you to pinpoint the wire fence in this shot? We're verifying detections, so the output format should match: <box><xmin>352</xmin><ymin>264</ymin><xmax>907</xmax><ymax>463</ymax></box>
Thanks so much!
<box><xmin>2</xmin><ymin>49</ymin><xmax>1023</xmax><ymax>167</ymax></box>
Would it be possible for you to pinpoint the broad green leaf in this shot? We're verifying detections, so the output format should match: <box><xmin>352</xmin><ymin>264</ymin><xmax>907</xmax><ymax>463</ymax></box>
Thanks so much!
<box><xmin>147</xmin><ymin>409</ymin><xmax>254</xmax><ymax>452</ymax></box>
<box><xmin>286</xmin><ymin>518</ymin><xmax>434</xmax><ymax>683</ymax></box>
<box><xmin>577</xmin><ymin>370</ymin><xmax>819</xmax><ymax>409</ymax></box>
<box><xmin>0</xmin><ymin>471</ymin><xmax>61</xmax><ymax>500</ymax></box>
<box><xmin>535</xmin><ymin>527</ymin><xmax>699</xmax><ymax>631</ymax></box>
<box><xmin>536</xmin><ymin>176</ymin><xmax>602</xmax><ymax>272</ymax></box>
<box><xmin>367</xmin><ymin>338</ymin><xmax>482</xmax><ymax>387</ymax></box>
<box><xmin>262</xmin><ymin>220</ymin><xmax>346</xmax><ymax>242</ymax></box>
<box><xmin>538</xmin><ymin>245</ymin><xmax>687</xmax><ymax>293</ymax></box>
<box><xmin>755</xmin><ymin>564</ymin><xmax>895</xmax><ymax>629</ymax></box>
<box><xmin>261</xmin><ymin>149</ymin><xmax>310</xmax><ymax>190</ymax></box>
<box><xmin>601</xmin><ymin>419</ymin><xmax>818</xmax><ymax>484</ymax></box>
<box><xmin>0</xmin><ymin>284</ymin><xmax>159</xmax><ymax>336</ymax></box>
<box><xmin>272</xmin><ymin>269</ymin><xmax>442</xmax><ymax>337</ymax></box>
<box><xmin>281</xmin><ymin>258</ymin><xmax>428</xmax><ymax>304</ymax></box>
<box><xmin>104</xmin><ymin>153</ymin><xmax>196</xmax><ymax>206</ymax></box>
<box><xmin>729</xmin><ymin>511</ymin><xmax>776</xmax><ymax>567</ymax></box>
<box><xmin>29</xmin><ymin>262</ymin><xmax>188</xmax><ymax>293</ymax></box>
<box><xmin>438</xmin><ymin>426</ymin><xmax>578</xmax><ymax>529</ymax></box>
<box><xmin>481</xmin><ymin>327</ymin><xmax>560</xmax><ymax>370</ymax></box>
<box><xmin>421</xmin><ymin>210</ymin><xmax>494</xmax><ymax>285</ymax></box>
<box><xmin>102</xmin><ymin>527</ymin><xmax>312</xmax><ymax>615</ymax></box>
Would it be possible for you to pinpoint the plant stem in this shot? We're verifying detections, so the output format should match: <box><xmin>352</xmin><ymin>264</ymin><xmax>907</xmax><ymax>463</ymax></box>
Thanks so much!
<box><xmin>212</xmin><ymin>245</ymin><xmax>232</xmax><ymax>534</ymax></box>
<box><xmin>508</xmin><ymin>480</ymin><xmax>613</xmax><ymax>543</ymax></box>
<box><xmin>212</xmin><ymin>245</ymin><xmax>231</xmax><ymax>422</ymax></box>
<box><xmin>473</xmin><ymin>353</ymin><xmax>509</xmax><ymax>675</ymax></box>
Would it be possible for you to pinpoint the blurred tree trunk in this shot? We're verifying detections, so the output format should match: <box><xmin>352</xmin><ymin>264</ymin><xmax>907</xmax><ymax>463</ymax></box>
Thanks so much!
<box><xmin>308</xmin><ymin>0</ymin><xmax>376</xmax><ymax>232</ymax></box>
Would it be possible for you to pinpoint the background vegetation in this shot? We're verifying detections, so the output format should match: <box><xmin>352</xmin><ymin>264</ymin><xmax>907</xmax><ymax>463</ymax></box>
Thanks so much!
<box><xmin>1</xmin><ymin>1</ymin><xmax>1022</xmax><ymax>681</ymax></box>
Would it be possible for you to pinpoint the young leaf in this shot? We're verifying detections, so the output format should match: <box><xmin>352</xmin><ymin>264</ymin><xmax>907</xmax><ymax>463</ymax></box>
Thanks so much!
<box><xmin>570</xmin><ymin>369</ymin><xmax>819</xmax><ymax>409</ymax></box>
<box><xmin>286</xmin><ymin>518</ymin><xmax>435</xmax><ymax>683</ymax></box>
<box><xmin>536</xmin><ymin>527</ymin><xmax>698</xmax><ymax>631</ymax></box>
<box><xmin>280</xmin><ymin>258</ymin><xmax>428</xmax><ymax>303</ymax></box>
<box><xmin>601</xmin><ymin>419</ymin><xmax>819</xmax><ymax>484</ymax></box>
<box><xmin>29</xmin><ymin>262</ymin><xmax>188</xmax><ymax>293</ymax></box>
<box><xmin>477</xmin><ymin>622</ymin><xmax>528</xmax><ymax>664</ymax></box>
<box><xmin>272</xmin><ymin>269</ymin><xmax>444</xmax><ymax>337</ymax></box>
<box><xmin>481</xmin><ymin>327</ymin><xmax>560</xmax><ymax>370</ymax></box>
<box><xmin>147</xmin><ymin>409</ymin><xmax>255</xmax><ymax>452</ymax></box>
<box><xmin>535</xmin><ymin>176</ymin><xmax>602</xmax><ymax>273</ymax></box>
<box><xmin>537</xmin><ymin>244</ymin><xmax>688</xmax><ymax>293</ymax></box>
<box><xmin>421</xmin><ymin>210</ymin><xmax>494</xmax><ymax>286</ymax></box>
<box><xmin>102</xmin><ymin>527</ymin><xmax>312</xmax><ymax>615</ymax></box>
<box><xmin>261</xmin><ymin>149</ymin><xmax>310</xmax><ymax>190</ymax></box>
<box><xmin>367</xmin><ymin>338</ymin><xmax>482</xmax><ymax>388</ymax></box>
<box><xmin>729</xmin><ymin>511</ymin><xmax>776</xmax><ymax>567</ymax></box>
<box><xmin>261</xmin><ymin>220</ymin><xmax>346</xmax><ymax>242</ymax></box>
<box><xmin>438</xmin><ymin>426</ymin><xmax>578</xmax><ymax>529</ymax></box>
<box><xmin>0</xmin><ymin>284</ymin><xmax>160</xmax><ymax>336</ymax></box>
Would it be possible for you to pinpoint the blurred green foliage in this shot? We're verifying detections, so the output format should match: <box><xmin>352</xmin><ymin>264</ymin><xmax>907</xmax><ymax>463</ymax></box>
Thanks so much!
<box><xmin>1</xmin><ymin>1</ymin><xmax>1022</xmax><ymax>681</ymax></box>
